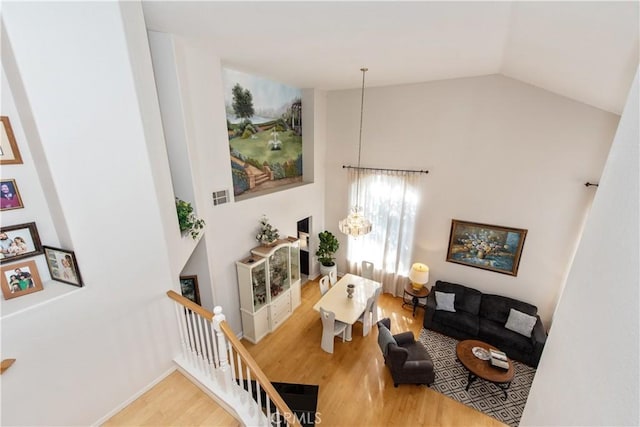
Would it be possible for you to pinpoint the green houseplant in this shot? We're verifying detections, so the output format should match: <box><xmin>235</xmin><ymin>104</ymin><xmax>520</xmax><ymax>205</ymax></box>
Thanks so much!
<box><xmin>316</xmin><ymin>230</ymin><xmax>339</xmax><ymax>267</ymax></box>
<box><xmin>175</xmin><ymin>197</ymin><xmax>205</xmax><ymax>239</ymax></box>
<box><xmin>255</xmin><ymin>215</ymin><xmax>280</xmax><ymax>246</ymax></box>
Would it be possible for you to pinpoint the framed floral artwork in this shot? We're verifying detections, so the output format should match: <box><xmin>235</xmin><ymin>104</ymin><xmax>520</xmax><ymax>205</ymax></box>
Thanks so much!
<box><xmin>446</xmin><ymin>219</ymin><xmax>527</xmax><ymax>276</ymax></box>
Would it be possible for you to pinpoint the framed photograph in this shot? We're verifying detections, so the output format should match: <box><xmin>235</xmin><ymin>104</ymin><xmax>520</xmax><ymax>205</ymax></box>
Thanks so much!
<box><xmin>43</xmin><ymin>246</ymin><xmax>83</xmax><ymax>287</ymax></box>
<box><xmin>0</xmin><ymin>179</ymin><xmax>24</xmax><ymax>211</ymax></box>
<box><xmin>1</xmin><ymin>259</ymin><xmax>44</xmax><ymax>300</ymax></box>
<box><xmin>1</xmin><ymin>116</ymin><xmax>23</xmax><ymax>165</ymax></box>
<box><xmin>179</xmin><ymin>275</ymin><xmax>200</xmax><ymax>305</ymax></box>
<box><xmin>446</xmin><ymin>219</ymin><xmax>527</xmax><ymax>276</ymax></box>
<box><xmin>0</xmin><ymin>222</ymin><xmax>43</xmax><ymax>264</ymax></box>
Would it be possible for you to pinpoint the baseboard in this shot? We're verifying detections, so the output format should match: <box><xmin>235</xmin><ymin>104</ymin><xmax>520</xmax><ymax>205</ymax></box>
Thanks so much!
<box><xmin>91</xmin><ymin>366</ymin><xmax>177</xmax><ymax>426</ymax></box>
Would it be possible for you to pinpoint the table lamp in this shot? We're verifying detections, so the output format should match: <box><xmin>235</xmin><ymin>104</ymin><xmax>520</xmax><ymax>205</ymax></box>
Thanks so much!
<box><xmin>409</xmin><ymin>263</ymin><xmax>429</xmax><ymax>291</ymax></box>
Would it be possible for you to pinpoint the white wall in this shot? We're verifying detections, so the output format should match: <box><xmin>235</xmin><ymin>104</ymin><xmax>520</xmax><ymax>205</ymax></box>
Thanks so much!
<box><xmin>521</xmin><ymin>71</ymin><xmax>639</xmax><ymax>426</ymax></box>
<box><xmin>326</xmin><ymin>75</ymin><xmax>619</xmax><ymax>324</ymax></box>
<box><xmin>148</xmin><ymin>32</ymin><xmax>327</xmax><ymax>333</ymax></box>
<box><xmin>1</xmin><ymin>3</ymin><xmax>180</xmax><ymax>425</ymax></box>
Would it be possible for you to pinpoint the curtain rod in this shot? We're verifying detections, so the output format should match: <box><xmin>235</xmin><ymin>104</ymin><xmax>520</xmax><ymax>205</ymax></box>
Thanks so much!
<box><xmin>342</xmin><ymin>165</ymin><xmax>429</xmax><ymax>174</ymax></box>
<box><xmin>584</xmin><ymin>182</ymin><xmax>599</xmax><ymax>187</ymax></box>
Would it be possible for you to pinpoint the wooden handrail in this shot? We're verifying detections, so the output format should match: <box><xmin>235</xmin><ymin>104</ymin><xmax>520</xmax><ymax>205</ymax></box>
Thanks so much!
<box><xmin>166</xmin><ymin>290</ymin><xmax>300</xmax><ymax>426</ymax></box>
<box><xmin>167</xmin><ymin>290</ymin><xmax>213</xmax><ymax>321</ymax></box>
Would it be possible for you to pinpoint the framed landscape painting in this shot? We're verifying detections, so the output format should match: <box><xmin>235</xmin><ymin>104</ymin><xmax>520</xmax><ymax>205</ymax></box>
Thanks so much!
<box><xmin>0</xmin><ymin>222</ymin><xmax>43</xmax><ymax>264</ymax></box>
<box><xmin>223</xmin><ymin>67</ymin><xmax>302</xmax><ymax>199</ymax></box>
<box><xmin>446</xmin><ymin>219</ymin><xmax>527</xmax><ymax>276</ymax></box>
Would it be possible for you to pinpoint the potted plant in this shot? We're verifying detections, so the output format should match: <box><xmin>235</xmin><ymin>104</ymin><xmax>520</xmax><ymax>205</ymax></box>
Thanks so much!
<box><xmin>255</xmin><ymin>215</ymin><xmax>280</xmax><ymax>246</ymax></box>
<box><xmin>175</xmin><ymin>198</ymin><xmax>205</xmax><ymax>239</ymax></box>
<box><xmin>316</xmin><ymin>230</ymin><xmax>339</xmax><ymax>277</ymax></box>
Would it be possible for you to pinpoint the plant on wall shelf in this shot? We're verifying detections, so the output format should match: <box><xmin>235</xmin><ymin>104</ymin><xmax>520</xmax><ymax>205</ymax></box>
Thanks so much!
<box><xmin>255</xmin><ymin>215</ymin><xmax>280</xmax><ymax>245</ymax></box>
<box><xmin>175</xmin><ymin>198</ymin><xmax>205</xmax><ymax>239</ymax></box>
<box><xmin>316</xmin><ymin>230</ymin><xmax>340</xmax><ymax>267</ymax></box>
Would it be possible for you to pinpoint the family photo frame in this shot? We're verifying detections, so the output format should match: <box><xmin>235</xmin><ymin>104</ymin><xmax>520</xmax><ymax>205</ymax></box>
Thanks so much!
<box><xmin>43</xmin><ymin>246</ymin><xmax>83</xmax><ymax>287</ymax></box>
<box><xmin>1</xmin><ymin>116</ymin><xmax>23</xmax><ymax>166</ymax></box>
<box><xmin>0</xmin><ymin>178</ymin><xmax>24</xmax><ymax>211</ymax></box>
<box><xmin>179</xmin><ymin>275</ymin><xmax>200</xmax><ymax>305</ymax></box>
<box><xmin>0</xmin><ymin>222</ymin><xmax>43</xmax><ymax>264</ymax></box>
<box><xmin>446</xmin><ymin>219</ymin><xmax>527</xmax><ymax>276</ymax></box>
<box><xmin>1</xmin><ymin>259</ymin><xmax>44</xmax><ymax>300</ymax></box>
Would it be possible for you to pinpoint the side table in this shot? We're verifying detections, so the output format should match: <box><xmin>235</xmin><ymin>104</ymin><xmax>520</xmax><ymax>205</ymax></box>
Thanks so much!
<box><xmin>401</xmin><ymin>283</ymin><xmax>429</xmax><ymax>317</ymax></box>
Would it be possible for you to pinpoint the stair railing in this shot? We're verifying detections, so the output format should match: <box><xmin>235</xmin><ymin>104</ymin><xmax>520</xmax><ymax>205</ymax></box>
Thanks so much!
<box><xmin>166</xmin><ymin>290</ymin><xmax>300</xmax><ymax>427</ymax></box>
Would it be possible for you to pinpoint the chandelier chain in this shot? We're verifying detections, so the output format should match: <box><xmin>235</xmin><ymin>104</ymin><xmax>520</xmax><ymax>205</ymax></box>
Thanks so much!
<box><xmin>356</xmin><ymin>67</ymin><xmax>367</xmax><ymax>206</ymax></box>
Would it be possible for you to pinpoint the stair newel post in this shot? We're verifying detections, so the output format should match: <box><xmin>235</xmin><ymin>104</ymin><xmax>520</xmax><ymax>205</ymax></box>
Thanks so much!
<box><xmin>212</xmin><ymin>306</ymin><xmax>233</xmax><ymax>393</ymax></box>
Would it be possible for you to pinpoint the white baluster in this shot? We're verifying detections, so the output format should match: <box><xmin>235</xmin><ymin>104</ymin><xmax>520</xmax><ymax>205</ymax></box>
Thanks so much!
<box><xmin>194</xmin><ymin>312</ymin><xmax>205</xmax><ymax>373</ymax></box>
<box><xmin>203</xmin><ymin>317</ymin><xmax>215</xmax><ymax>378</ymax></box>
<box><xmin>173</xmin><ymin>303</ymin><xmax>189</xmax><ymax>361</ymax></box>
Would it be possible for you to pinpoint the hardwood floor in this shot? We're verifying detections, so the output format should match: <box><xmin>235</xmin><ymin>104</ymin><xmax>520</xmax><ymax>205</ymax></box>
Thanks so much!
<box><xmin>105</xmin><ymin>278</ymin><xmax>506</xmax><ymax>426</ymax></box>
<box><xmin>242</xmin><ymin>278</ymin><xmax>506</xmax><ymax>427</ymax></box>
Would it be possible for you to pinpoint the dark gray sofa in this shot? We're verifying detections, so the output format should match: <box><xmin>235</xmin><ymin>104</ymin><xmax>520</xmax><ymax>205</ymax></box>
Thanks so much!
<box><xmin>423</xmin><ymin>280</ymin><xmax>547</xmax><ymax>367</ymax></box>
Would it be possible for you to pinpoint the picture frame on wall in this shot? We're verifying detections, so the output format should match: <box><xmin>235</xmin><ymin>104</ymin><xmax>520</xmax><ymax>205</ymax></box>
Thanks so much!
<box><xmin>446</xmin><ymin>219</ymin><xmax>528</xmax><ymax>276</ymax></box>
<box><xmin>1</xmin><ymin>259</ymin><xmax>44</xmax><ymax>300</ymax></box>
<box><xmin>0</xmin><ymin>222</ymin><xmax>43</xmax><ymax>264</ymax></box>
<box><xmin>43</xmin><ymin>246</ymin><xmax>83</xmax><ymax>287</ymax></box>
<box><xmin>0</xmin><ymin>179</ymin><xmax>24</xmax><ymax>211</ymax></box>
<box><xmin>179</xmin><ymin>275</ymin><xmax>201</xmax><ymax>305</ymax></box>
<box><xmin>0</xmin><ymin>116</ymin><xmax>23</xmax><ymax>165</ymax></box>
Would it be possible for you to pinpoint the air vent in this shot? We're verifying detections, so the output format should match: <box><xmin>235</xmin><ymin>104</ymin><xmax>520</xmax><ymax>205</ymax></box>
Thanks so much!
<box><xmin>212</xmin><ymin>189</ymin><xmax>229</xmax><ymax>206</ymax></box>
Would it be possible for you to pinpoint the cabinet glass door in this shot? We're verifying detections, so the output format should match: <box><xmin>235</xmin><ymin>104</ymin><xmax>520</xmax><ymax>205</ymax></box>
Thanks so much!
<box><xmin>290</xmin><ymin>240</ymin><xmax>300</xmax><ymax>283</ymax></box>
<box><xmin>252</xmin><ymin>261</ymin><xmax>267</xmax><ymax>311</ymax></box>
<box><xmin>269</xmin><ymin>246</ymin><xmax>290</xmax><ymax>298</ymax></box>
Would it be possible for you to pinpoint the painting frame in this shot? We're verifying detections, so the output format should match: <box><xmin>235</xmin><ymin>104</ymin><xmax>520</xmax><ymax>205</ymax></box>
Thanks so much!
<box><xmin>0</xmin><ymin>222</ymin><xmax>43</xmax><ymax>264</ymax></box>
<box><xmin>0</xmin><ymin>178</ymin><xmax>24</xmax><ymax>211</ymax></box>
<box><xmin>0</xmin><ymin>116</ymin><xmax>23</xmax><ymax>165</ymax></box>
<box><xmin>1</xmin><ymin>259</ymin><xmax>44</xmax><ymax>300</ymax></box>
<box><xmin>179</xmin><ymin>275</ymin><xmax>201</xmax><ymax>305</ymax></box>
<box><xmin>43</xmin><ymin>246</ymin><xmax>83</xmax><ymax>287</ymax></box>
<box><xmin>446</xmin><ymin>219</ymin><xmax>527</xmax><ymax>276</ymax></box>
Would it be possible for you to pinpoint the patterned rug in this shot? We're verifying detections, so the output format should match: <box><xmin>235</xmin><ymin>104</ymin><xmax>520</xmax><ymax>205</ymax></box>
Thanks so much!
<box><xmin>418</xmin><ymin>329</ymin><xmax>536</xmax><ymax>427</ymax></box>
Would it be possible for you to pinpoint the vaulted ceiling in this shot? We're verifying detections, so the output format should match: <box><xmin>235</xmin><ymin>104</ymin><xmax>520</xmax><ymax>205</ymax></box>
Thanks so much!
<box><xmin>142</xmin><ymin>1</ymin><xmax>639</xmax><ymax>114</ymax></box>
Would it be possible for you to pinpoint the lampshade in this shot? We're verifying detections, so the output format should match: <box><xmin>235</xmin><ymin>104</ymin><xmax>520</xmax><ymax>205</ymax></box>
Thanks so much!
<box><xmin>409</xmin><ymin>263</ymin><xmax>429</xmax><ymax>290</ymax></box>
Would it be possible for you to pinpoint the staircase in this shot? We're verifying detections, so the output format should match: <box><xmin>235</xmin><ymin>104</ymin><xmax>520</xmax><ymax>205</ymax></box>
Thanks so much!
<box><xmin>166</xmin><ymin>291</ymin><xmax>300</xmax><ymax>426</ymax></box>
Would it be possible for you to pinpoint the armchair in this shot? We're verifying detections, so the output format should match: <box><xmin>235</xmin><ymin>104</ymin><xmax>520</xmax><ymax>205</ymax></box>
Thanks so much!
<box><xmin>376</xmin><ymin>318</ymin><xmax>435</xmax><ymax>387</ymax></box>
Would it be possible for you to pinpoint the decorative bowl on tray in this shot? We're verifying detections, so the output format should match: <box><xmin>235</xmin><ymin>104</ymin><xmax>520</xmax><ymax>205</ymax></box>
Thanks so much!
<box><xmin>472</xmin><ymin>346</ymin><xmax>490</xmax><ymax>360</ymax></box>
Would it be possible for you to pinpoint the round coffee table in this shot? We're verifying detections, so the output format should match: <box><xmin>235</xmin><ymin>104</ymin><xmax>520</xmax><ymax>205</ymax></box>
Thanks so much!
<box><xmin>456</xmin><ymin>339</ymin><xmax>514</xmax><ymax>400</ymax></box>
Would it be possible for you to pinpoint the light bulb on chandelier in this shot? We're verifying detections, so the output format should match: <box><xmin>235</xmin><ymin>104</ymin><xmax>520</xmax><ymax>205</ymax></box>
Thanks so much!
<box><xmin>339</xmin><ymin>68</ymin><xmax>372</xmax><ymax>237</ymax></box>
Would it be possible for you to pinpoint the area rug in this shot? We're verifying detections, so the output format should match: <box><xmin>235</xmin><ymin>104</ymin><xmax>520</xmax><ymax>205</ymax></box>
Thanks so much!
<box><xmin>418</xmin><ymin>329</ymin><xmax>536</xmax><ymax>427</ymax></box>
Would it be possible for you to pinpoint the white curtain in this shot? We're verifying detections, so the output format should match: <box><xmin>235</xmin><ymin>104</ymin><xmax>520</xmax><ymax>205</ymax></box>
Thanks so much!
<box><xmin>346</xmin><ymin>168</ymin><xmax>420</xmax><ymax>296</ymax></box>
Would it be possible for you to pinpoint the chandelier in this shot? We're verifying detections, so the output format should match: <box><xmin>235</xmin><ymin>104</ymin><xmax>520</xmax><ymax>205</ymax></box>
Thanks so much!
<box><xmin>339</xmin><ymin>68</ymin><xmax>372</xmax><ymax>237</ymax></box>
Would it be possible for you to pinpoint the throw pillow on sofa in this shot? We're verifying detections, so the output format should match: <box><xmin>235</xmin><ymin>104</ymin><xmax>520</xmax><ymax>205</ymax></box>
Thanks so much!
<box><xmin>435</xmin><ymin>291</ymin><xmax>456</xmax><ymax>312</ymax></box>
<box><xmin>505</xmin><ymin>308</ymin><xmax>537</xmax><ymax>337</ymax></box>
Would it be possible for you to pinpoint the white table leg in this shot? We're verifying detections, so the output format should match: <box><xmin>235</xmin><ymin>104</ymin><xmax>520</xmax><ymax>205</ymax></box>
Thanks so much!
<box><xmin>346</xmin><ymin>324</ymin><xmax>353</xmax><ymax>341</ymax></box>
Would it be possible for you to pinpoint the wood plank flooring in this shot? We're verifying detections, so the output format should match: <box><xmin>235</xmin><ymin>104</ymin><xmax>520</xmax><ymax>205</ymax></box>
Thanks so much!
<box><xmin>242</xmin><ymin>278</ymin><xmax>506</xmax><ymax>427</ymax></box>
<box><xmin>105</xmin><ymin>278</ymin><xmax>506</xmax><ymax>426</ymax></box>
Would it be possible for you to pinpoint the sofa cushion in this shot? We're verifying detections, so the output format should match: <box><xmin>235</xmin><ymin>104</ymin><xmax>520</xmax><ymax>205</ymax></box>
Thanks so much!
<box><xmin>435</xmin><ymin>291</ymin><xmax>456</xmax><ymax>312</ymax></box>
<box><xmin>433</xmin><ymin>281</ymin><xmax>482</xmax><ymax>315</ymax></box>
<box><xmin>434</xmin><ymin>310</ymin><xmax>479</xmax><ymax>335</ymax></box>
<box><xmin>479</xmin><ymin>318</ymin><xmax>533</xmax><ymax>354</ymax></box>
<box><xmin>377</xmin><ymin>324</ymin><xmax>397</xmax><ymax>356</ymax></box>
<box><xmin>505</xmin><ymin>309</ymin><xmax>538</xmax><ymax>338</ymax></box>
<box><xmin>479</xmin><ymin>294</ymin><xmax>537</xmax><ymax>324</ymax></box>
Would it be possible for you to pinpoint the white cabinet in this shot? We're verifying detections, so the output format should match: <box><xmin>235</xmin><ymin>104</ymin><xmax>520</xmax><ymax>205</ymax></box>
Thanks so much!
<box><xmin>236</xmin><ymin>237</ymin><xmax>300</xmax><ymax>343</ymax></box>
